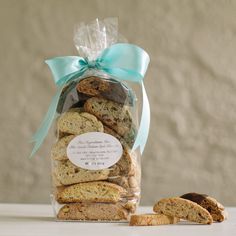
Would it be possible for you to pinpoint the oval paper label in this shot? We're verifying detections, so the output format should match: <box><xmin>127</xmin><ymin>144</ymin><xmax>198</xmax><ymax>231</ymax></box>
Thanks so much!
<box><xmin>67</xmin><ymin>132</ymin><xmax>123</xmax><ymax>170</ymax></box>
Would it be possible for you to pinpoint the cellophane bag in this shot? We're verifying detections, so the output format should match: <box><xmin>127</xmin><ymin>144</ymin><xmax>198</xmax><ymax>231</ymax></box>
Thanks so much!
<box><xmin>49</xmin><ymin>18</ymin><xmax>146</xmax><ymax>221</ymax></box>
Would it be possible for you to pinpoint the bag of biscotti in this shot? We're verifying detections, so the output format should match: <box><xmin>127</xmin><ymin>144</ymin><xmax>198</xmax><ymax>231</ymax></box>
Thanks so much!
<box><xmin>31</xmin><ymin>18</ymin><xmax>150</xmax><ymax>221</ymax></box>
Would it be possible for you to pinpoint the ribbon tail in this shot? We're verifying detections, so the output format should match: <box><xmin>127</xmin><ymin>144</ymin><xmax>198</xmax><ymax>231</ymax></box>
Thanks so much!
<box><xmin>29</xmin><ymin>86</ymin><xmax>63</xmax><ymax>158</ymax></box>
<box><xmin>132</xmin><ymin>82</ymin><xmax>150</xmax><ymax>154</ymax></box>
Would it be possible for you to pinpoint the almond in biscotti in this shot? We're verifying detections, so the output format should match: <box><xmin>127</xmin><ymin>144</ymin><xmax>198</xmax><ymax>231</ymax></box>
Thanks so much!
<box><xmin>84</xmin><ymin>97</ymin><xmax>132</xmax><ymax>137</ymax></box>
<box><xmin>180</xmin><ymin>192</ymin><xmax>228</xmax><ymax>222</ymax></box>
<box><xmin>153</xmin><ymin>197</ymin><xmax>213</xmax><ymax>224</ymax></box>
<box><xmin>56</xmin><ymin>181</ymin><xmax>126</xmax><ymax>204</ymax></box>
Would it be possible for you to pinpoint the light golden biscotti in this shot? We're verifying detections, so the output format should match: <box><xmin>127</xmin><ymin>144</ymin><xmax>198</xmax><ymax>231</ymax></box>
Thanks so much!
<box><xmin>56</xmin><ymin>181</ymin><xmax>126</xmax><ymax>204</ymax></box>
<box><xmin>53</xmin><ymin>160</ymin><xmax>110</xmax><ymax>185</ymax></box>
<box><xmin>180</xmin><ymin>192</ymin><xmax>227</xmax><ymax>222</ymax></box>
<box><xmin>84</xmin><ymin>97</ymin><xmax>132</xmax><ymax>137</ymax></box>
<box><xmin>57</xmin><ymin>203</ymin><xmax>129</xmax><ymax>221</ymax></box>
<box><xmin>57</xmin><ymin>110</ymin><xmax>104</xmax><ymax>135</ymax></box>
<box><xmin>130</xmin><ymin>213</ymin><xmax>180</xmax><ymax>226</ymax></box>
<box><xmin>153</xmin><ymin>197</ymin><xmax>213</xmax><ymax>224</ymax></box>
<box><xmin>51</xmin><ymin>135</ymin><xmax>75</xmax><ymax>161</ymax></box>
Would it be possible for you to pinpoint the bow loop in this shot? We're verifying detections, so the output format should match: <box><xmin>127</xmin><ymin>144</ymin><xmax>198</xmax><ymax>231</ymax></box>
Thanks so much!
<box><xmin>30</xmin><ymin>43</ymin><xmax>150</xmax><ymax>158</ymax></box>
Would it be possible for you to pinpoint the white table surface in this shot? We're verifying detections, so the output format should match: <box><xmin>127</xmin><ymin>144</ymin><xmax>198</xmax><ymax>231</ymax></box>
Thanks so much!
<box><xmin>0</xmin><ymin>204</ymin><xmax>235</xmax><ymax>236</ymax></box>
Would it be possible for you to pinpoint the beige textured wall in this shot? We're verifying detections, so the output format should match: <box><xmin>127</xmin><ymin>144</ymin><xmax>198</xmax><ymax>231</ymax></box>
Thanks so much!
<box><xmin>0</xmin><ymin>0</ymin><xmax>236</xmax><ymax>205</ymax></box>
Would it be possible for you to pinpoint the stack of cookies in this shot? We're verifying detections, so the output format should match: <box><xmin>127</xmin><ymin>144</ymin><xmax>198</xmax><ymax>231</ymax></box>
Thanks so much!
<box><xmin>51</xmin><ymin>76</ymin><xmax>140</xmax><ymax>221</ymax></box>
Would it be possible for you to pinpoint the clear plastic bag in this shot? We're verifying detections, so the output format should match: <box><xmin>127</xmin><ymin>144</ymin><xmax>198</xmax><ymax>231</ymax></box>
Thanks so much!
<box><xmin>49</xmin><ymin>18</ymin><xmax>146</xmax><ymax>221</ymax></box>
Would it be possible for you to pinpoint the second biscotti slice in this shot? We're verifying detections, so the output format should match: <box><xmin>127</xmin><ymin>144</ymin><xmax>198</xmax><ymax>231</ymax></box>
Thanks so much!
<box><xmin>153</xmin><ymin>197</ymin><xmax>213</xmax><ymax>224</ymax></box>
<box><xmin>180</xmin><ymin>192</ymin><xmax>227</xmax><ymax>222</ymax></box>
<box><xmin>56</xmin><ymin>181</ymin><xmax>126</xmax><ymax>204</ymax></box>
<box><xmin>130</xmin><ymin>213</ymin><xmax>180</xmax><ymax>226</ymax></box>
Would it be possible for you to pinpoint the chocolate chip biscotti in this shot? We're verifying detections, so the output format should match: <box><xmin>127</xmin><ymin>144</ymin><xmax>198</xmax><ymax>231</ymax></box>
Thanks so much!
<box><xmin>84</xmin><ymin>97</ymin><xmax>132</xmax><ymax>137</ymax></box>
<box><xmin>56</xmin><ymin>181</ymin><xmax>126</xmax><ymax>204</ymax></box>
<box><xmin>76</xmin><ymin>76</ymin><xmax>133</xmax><ymax>105</ymax></box>
<box><xmin>180</xmin><ymin>192</ymin><xmax>227</xmax><ymax>222</ymax></box>
<box><xmin>153</xmin><ymin>197</ymin><xmax>213</xmax><ymax>224</ymax></box>
<box><xmin>58</xmin><ymin>203</ymin><xmax>129</xmax><ymax>221</ymax></box>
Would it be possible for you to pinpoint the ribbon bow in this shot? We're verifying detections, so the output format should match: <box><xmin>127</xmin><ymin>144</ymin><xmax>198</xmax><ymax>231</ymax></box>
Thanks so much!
<box><xmin>30</xmin><ymin>43</ymin><xmax>150</xmax><ymax>157</ymax></box>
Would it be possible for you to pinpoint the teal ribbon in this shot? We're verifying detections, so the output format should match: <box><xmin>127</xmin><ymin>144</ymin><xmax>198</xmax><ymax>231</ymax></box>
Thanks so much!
<box><xmin>30</xmin><ymin>43</ymin><xmax>150</xmax><ymax>157</ymax></box>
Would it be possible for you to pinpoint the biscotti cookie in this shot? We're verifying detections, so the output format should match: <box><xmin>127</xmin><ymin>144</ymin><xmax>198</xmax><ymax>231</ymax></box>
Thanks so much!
<box><xmin>53</xmin><ymin>160</ymin><xmax>110</xmax><ymax>185</ymax></box>
<box><xmin>108</xmin><ymin>175</ymin><xmax>140</xmax><ymax>197</ymax></box>
<box><xmin>109</xmin><ymin>148</ymin><xmax>136</xmax><ymax>177</ymax></box>
<box><xmin>76</xmin><ymin>76</ymin><xmax>133</xmax><ymax>105</ymax></box>
<box><xmin>57</xmin><ymin>203</ymin><xmax>128</xmax><ymax>221</ymax></box>
<box><xmin>56</xmin><ymin>181</ymin><xmax>126</xmax><ymax>204</ymax></box>
<box><xmin>104</xmin><ymin>125</ymin><xmax>136</xmax><ymax>148</ymax></box>
<box><xmin>130</xmin><ymin>213</ymin><xmax>180</xmax><ymax>226</ymax></box>
<box><xmin>153</xmin><ymin>197</ymin><xmax>213</xmax><ymax>224</ymax></box>
<box><xmin>57</xmin><ymin>109</ymin><xmax>103</xmax><ymax>135</ymax></box>
<box><xmin>122</xmin><ymin>200</ymin><xmax>138</xmax><ymax>213</ymax></box>
<box><xmin>108</xmin><ymin>176</ymin><xmax>130</xmax><ymax>189</ymax></box>
<box><xmin>180</xmin><ymin>193</ymin><xmax>227</xmax><ymax>222</ymax></box>
<box><xmin>51</xmin><ymin>135</ymin><xmax>75</xmax><ymax>161</ymax></box>
<box><xmin>84</xmin><ymin>97</ymin><xmax>132</xmax><ymax>137</ymax></box>
<box><xmin>52</xmin><ymin>172</ymin><xmax>63</xmax><ymax>187</ymax></box>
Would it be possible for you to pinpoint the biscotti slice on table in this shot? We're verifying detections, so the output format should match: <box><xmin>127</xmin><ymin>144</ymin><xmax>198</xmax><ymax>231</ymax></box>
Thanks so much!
<box><xmin>57</xmin><ymin>203</ymin><xmax>129</xmax><ymax>221</ymax></box>
<box><xmin>56</xmin><ymin>181</ymin><xmax>126</xmax><ymax>204</ymax></box>
<box><xmin>57</xmin><ymin>109</ymin><xmax>104</xmax><ymax>135</ymax></box>
<box><xmin>180</xmin><ymin>192</ymin><xmax>227</xmax><ymax>222</ymax></box>
<box><xmin>76</xmin><ymin>76</ymin><xmax>133</xmax><ymax>105</ymax></box>
<box><xmin>53</xmin><ymin>160</ymin><xmax>110</xmax><ymax>186</ymax></box>
<box><xmin>130</xmin><ymin>213</ymin><xmax>180</xmax><ymax>226</ymax></box>
<box><xmin>84</xmin><ymin>97</ymin><xmax>132</xmax><ymax>137</ymax></box>
<box><xmin>153</xmin><ymin>197</ymin><xmax>213</xmax><ymax>224</ymax></box>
